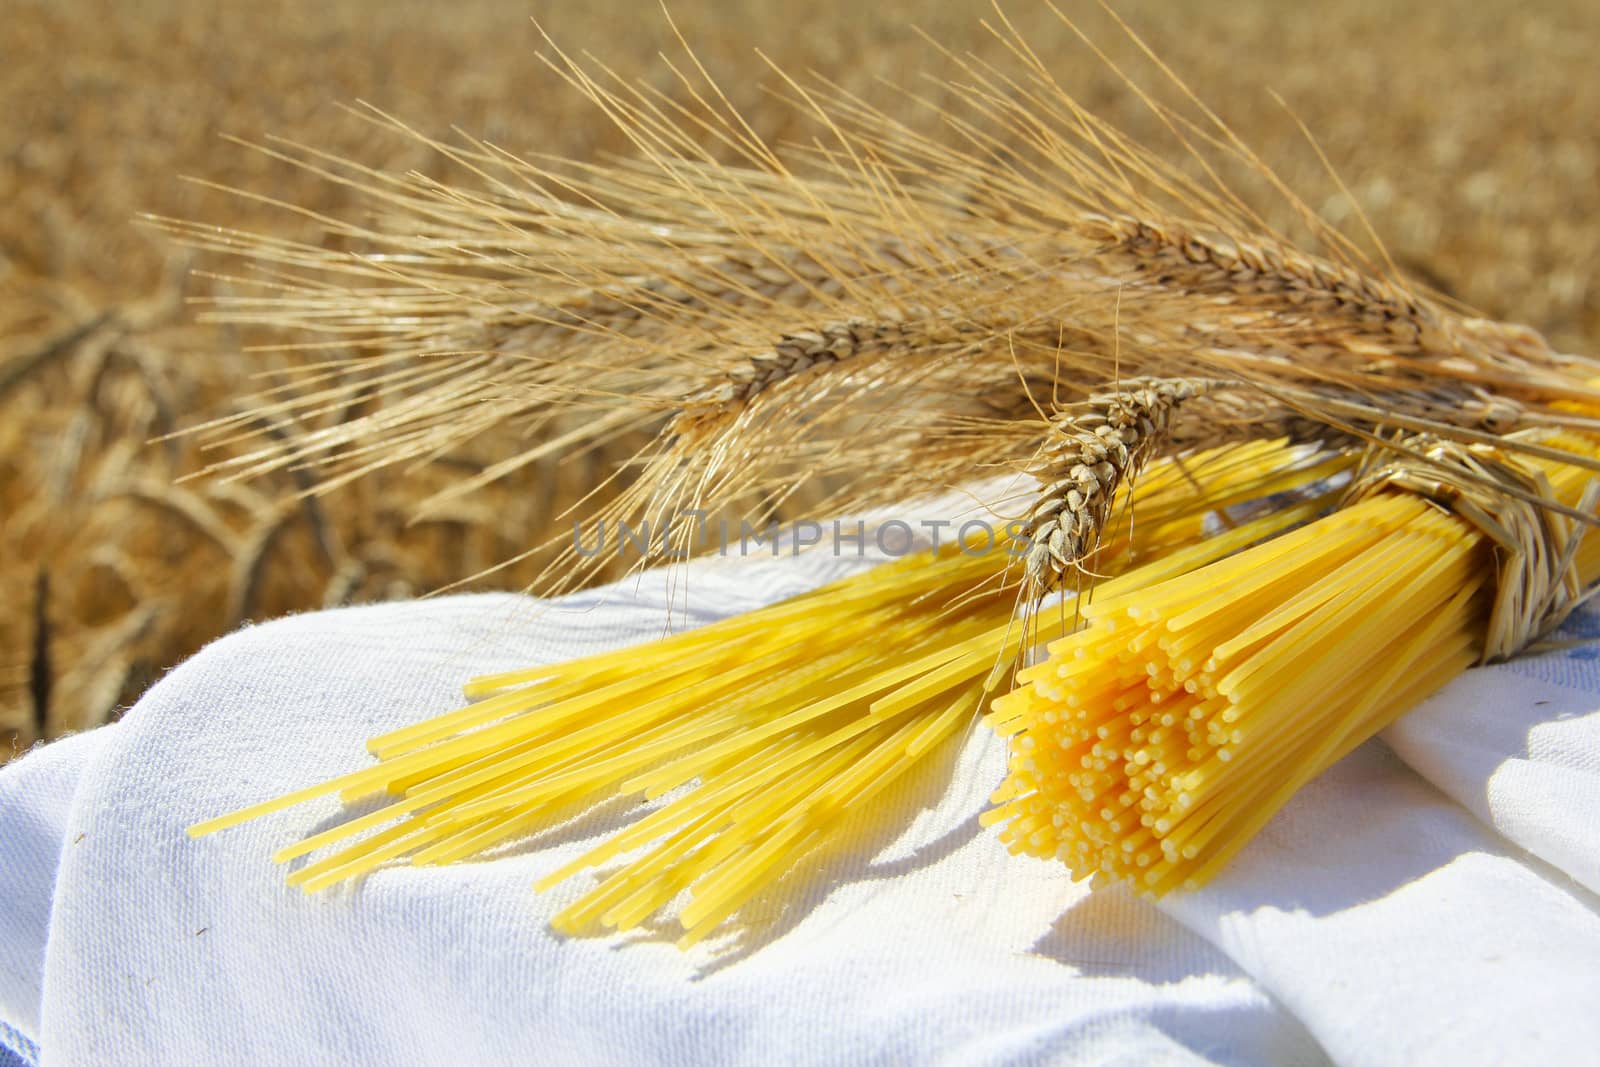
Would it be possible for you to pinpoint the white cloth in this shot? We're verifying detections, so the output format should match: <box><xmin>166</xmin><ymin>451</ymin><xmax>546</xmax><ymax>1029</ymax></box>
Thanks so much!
<box><xmin>5</xmin><ymin>548</ymin><xmax>1600</xmax><ymax>1066</ymax></box>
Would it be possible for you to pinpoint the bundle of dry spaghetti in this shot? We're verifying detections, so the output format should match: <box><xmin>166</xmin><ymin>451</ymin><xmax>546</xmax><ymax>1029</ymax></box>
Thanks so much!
<box><xmin>175</xmin><ymin>7</ymin><xmax>1600</xmax><ymax>943</ymax></box>
<box><xmin>986</xmin><ymin>430</ymin><xmax>1600</xmax><ymax>895</ymax></box>
<box><xmin>190</xmin><ymin>439</ymin><xmax>1343</xmax><ymax>944</ymax></box>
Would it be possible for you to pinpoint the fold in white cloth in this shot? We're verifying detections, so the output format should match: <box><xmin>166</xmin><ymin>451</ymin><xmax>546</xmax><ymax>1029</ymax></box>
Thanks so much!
<box><xmin>5</xmin><ymin>549</ymin><xmax>1600</xmax><ymax>1065</ymax></box>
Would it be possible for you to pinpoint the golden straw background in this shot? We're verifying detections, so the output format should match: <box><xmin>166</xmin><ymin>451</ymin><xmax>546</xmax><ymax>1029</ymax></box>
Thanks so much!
<box><xmin>3</xmin><ymin>0</ymin><xmax>1596</xmax><ymax>759</ymax></box>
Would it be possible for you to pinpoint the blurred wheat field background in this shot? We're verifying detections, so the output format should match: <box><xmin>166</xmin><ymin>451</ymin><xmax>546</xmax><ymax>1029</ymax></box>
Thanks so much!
<box><xmin>2</xmin><ymin>0</ymin><xmax>1596</xmax><ymax>759</ymax></box>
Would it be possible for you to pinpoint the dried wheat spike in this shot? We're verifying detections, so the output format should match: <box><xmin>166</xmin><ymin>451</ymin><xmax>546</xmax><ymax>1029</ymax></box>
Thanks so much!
<box><xmin>688</xmin><ymin>317</ymin><xmax>918</xmax><ymax>410</ymax></box>
<box><xmin>673</xmin><ymin>305</ymin><xmax>1018</xmax><ymax>429</ymax></box>
<box><xmin>1091</xmin><ymin>216</ymin><xmax>1444</xmax><ymax>351</ymax></box>
<box><xmin>1022</xmin><ymin>377</ymin><xmax>1212</xmax><ymax>593</ymax></box>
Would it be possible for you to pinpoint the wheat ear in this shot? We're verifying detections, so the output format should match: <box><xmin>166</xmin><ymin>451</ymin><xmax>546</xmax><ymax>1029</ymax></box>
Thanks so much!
<box><xmin>1021</xmin><ymin>377</ymin><xmax>1214</xmax><ymax>595</ymax></box>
